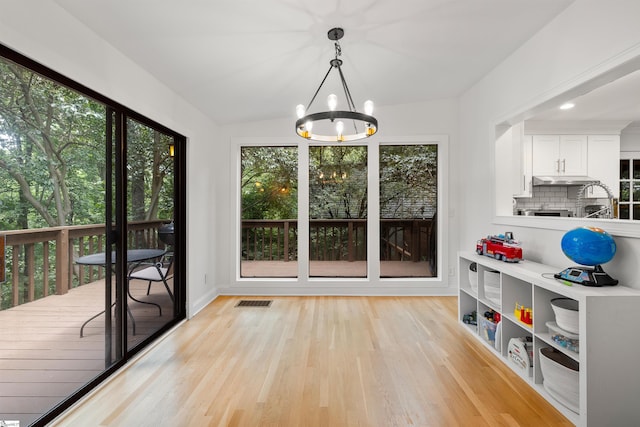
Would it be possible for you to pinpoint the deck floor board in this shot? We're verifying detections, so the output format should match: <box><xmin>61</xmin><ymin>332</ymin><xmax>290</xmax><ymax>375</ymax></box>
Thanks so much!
<box><xmin>0</xmin><ymin>277</ymin><xmax>174</xmax><ymax>426</ymax></box>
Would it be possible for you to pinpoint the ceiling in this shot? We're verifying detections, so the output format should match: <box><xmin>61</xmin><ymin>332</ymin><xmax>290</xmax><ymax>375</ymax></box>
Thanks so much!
<box><xmin>526</xmin><ymin>68</ymin><xmax>640</xmax><ymax>124</ymax></box>
<box><xmin>54</xmin><ymin>0</ymin><xmax>574</xmax><ymax>126</ymax></box>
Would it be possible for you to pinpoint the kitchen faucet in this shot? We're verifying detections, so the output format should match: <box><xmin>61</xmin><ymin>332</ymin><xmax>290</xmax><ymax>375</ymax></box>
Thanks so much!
<box><xmin>576</xmin><ymin>182</ymin><xmax>617</xmax><ymax>219</ymax></box>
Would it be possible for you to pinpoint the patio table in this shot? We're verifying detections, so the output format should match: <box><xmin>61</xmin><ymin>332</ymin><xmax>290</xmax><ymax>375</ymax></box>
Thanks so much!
<box><xmin>76</xmin><ymin>249</ymin><xmax>166</xmax><ymax>337</ymax></box>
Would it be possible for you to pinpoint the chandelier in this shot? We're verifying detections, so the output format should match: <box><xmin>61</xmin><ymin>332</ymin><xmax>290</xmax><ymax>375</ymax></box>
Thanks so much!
<box><xmin>295</xmin><ymin>28</ymin><xmax>378</xmax><ymax>142</ymax></box>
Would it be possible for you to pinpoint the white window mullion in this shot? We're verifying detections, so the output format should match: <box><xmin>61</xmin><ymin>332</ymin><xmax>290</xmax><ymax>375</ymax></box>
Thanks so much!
<box><xmin>368</xmin><ymin>142</ymin><xmax>381</xmax><ymax>280</ymax></box>
<box><xmin>298</xmin><ymin>142</ymin><xmax>310</xmax><ymax>283</ymax></box>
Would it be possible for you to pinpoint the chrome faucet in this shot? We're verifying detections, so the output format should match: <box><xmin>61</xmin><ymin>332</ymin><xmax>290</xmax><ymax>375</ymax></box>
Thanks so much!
<box><xmin>576</xmin><ymin>182</ymin><xmax>617</xmax><ymax>219</ymax></box>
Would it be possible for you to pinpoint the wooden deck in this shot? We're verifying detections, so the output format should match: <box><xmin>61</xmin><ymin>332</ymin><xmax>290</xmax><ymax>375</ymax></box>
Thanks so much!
<box><xmin>241</xmin><ymin>260</ymin><xmax>434</xmax><ymax>277</ymax></box>
<box><xmin>0</xmin><ymin>277</ymin><xmax>175</xmax><ymax>426</ymax></box>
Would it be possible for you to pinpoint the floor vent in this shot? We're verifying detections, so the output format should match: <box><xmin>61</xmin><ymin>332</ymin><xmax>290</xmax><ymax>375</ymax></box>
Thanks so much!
<box><xmin>235</xmin><ymin>300</ymin><xmax>272</xmax><ymax>308</ymax></box>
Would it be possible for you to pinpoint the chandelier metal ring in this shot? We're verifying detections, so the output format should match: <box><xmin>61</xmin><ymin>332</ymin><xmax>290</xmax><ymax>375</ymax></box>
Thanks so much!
<box><xmin>295</xmin><ymin>111</ymin><xmax>378</xmax><ymax>142</ymax></box>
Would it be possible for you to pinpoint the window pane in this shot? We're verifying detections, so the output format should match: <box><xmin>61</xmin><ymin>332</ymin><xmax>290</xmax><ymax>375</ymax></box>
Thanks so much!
<box><xmin>126</xmin><ymin>118</ymin><xmax>177</xmax><ymax>347</ymax></box>
<box><xmin>634</xmin><ymin>181</ymin><xmax>640</xmax><ymax>202</ymax></box>
<box><xmin>620</xmin><ymin>159</ymin><xmax>630</xmax><ymax>180</ymax></box>
<box><xmin>379</xmin><ymin>145</ymin><xmax>438</xmax><ymax>277</ymax></box>
<box><xmin>620</xmin><ymin>181</ymin><xmax>630</xmax><ymax>202</ymax></box>
<box><xmin>634</xmin><ymin>160</ymin><xmax>640</xmax><ymax>179</ymax></box>
<box><xmin>619</xmin><ymin>204</ymin><xmax>630</xmax><ymax>219</ymax></box>
<box><xmin>240</xmin><ymin>146</ymin><xmax>298</xmax><ymax>277</ymax></box>
<box><xmin>0</xmin><ymin>55</ymin><xmax>108</xmax><ymax>425</ymax></box>
<box><xmin>309</xmin><ymin>146</ymin><xmax>367</xmax><ymax>278</ymax></box>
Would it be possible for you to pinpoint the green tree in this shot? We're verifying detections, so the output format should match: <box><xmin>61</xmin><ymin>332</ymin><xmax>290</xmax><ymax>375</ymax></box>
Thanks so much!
<box><xmin>241</xmin><ymin>146</ymin><xmax>297</xmax><ymax>220</ymax></box>
<box><xmin>309</xmin><ymin>146</ymin><xmax>368</xmax><ymax>219</ymax></box>
<box><xmin>379</xmin><ymin>145</ymin><xmax>437</xmax><ymax>219</ymax></box>
<box><xmin>0</xmin><ymin>59</ymin><xmax>106</xmax><ymax>229</ymax></box>
<box><xmin>127</xmin><ymin>119</ymin><xmax>174</xmax><ymax>221</ymax></box>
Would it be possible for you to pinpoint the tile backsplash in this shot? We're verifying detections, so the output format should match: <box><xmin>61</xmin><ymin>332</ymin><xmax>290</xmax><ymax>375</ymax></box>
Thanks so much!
<box><xmin>514</xmin><ymin>185</ymin><xmax>611</xmax><ymax>217</ymax></box>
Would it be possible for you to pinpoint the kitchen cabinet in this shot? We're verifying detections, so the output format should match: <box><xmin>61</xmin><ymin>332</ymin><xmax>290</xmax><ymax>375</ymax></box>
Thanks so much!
<box><xmin>532</xmin><ymin>135</ymin><xmax>587</xmax><ymax>176</ymax></box>
<box><xmin>458</xmin><ymin>252</ymin><xmax>640</xmax><ymax>426</ymax></box>
<box><xmin>510</xmin><ymin>123</ymin><xmax>532</xmax><ymax>197</ymax></box>
<box><xmin>585</xmin><ymin>135</ymin><xmax>619</xmax><ymax>198</ymax></box>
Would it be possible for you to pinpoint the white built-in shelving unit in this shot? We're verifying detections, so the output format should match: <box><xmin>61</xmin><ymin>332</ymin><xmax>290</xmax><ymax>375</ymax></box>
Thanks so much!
<box><xmin>458</xmin><ymin>251</ymin><xmax>640</xmax><ymax>426</ymax></box>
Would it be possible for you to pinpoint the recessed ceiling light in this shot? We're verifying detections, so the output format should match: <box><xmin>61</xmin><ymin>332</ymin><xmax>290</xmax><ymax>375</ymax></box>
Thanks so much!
<box><xmin>560</xmin><ymin>102</ymin><xmax>575</xmax><ymax>110</ymax></box>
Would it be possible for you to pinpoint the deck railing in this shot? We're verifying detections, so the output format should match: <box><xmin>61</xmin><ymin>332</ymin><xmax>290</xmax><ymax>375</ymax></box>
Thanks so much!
<box><xmin>2</xmin><ymin>218</ymin><xmax>433</xmax><ymax>309</ymax></box>
<box><xmin>242</xmin><ymin>218</ymin><xmax>433</xmax><ymax>263</ymax></box>
<box><xmin>0</xmin><ymin>220</ymin><xmax>169</xmax><ymax>310</ymax></box>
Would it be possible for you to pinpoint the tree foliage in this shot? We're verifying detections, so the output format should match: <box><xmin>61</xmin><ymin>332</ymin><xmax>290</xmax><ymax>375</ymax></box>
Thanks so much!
<box><xmin>127</xmin><ymin>119</ymin><xmax>174</xmax><ymax>221</ymax></box>
<box><xmin>240</xmin><ymin>144</ymin><xmax>438</xmax><ymax>221</ymax></box>
<box><xmin>241</xmin><ymin>146</ymin><xmax>297</xmax><ymax>220</ymax></box>
<box><xmin>309</xmin><ymin>146</ymin><xmax>368</xmax><ymax>219</ymax></box>
<box><xmin>0</xmin><ymin>57</ymin><xmax>174</xmax><ymax>231</ymax></box>
<box><xmin>0</xmin><ymin>59</ymin><xmax>106</xmax><ymax>228</ymax></box>
<box><xmin>379</xmin><ymin>145</ymin><xmax>437</xmax><ymax>219</ymax></box>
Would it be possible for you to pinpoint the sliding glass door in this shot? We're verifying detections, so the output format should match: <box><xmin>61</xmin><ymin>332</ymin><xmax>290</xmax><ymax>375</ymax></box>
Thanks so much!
<box><xmin>0</xmin><ymin>44</ymin><xmax>185</xmax><ymax>426</ymax></box>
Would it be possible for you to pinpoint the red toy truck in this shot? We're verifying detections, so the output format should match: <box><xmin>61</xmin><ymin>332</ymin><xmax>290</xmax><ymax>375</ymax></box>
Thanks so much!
<box><xmin>476</xmin><ymin>232</ymin><xmax>523</xmax><ymax>262</ymax></box>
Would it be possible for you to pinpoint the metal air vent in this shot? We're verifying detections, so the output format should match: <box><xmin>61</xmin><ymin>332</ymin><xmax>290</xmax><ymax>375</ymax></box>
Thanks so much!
<box><xmin>235</xmin><ymin>300</ymin><xmax>272</xmax><ymax>307</ymax></box>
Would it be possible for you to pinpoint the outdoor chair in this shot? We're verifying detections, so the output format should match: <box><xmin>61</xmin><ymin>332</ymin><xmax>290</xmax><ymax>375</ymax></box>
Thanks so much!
<box><xmin>127</xmin><ymin>252</ymin><xmax>174</xmax><ymax>316</ymax></box>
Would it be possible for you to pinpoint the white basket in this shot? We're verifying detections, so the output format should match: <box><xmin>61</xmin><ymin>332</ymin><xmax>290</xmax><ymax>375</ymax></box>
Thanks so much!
<box><xmin>468</xmin><ymin>267</ymin><xmax>478</xmax><ymax>293</ymax></box>
<box><xmin>551</xmin><ymin>298</ymin><xmax>579</xmax><ymax>334</ymax></box>
<box><xmin>483</xmin><ymin>270</ymin><xmax>500</xmax><ymax>307</ymax></box>
<box><xmin>539</xmin><ymin>347</ymin><xmax>580</xmax><ymax>414</ymax></box>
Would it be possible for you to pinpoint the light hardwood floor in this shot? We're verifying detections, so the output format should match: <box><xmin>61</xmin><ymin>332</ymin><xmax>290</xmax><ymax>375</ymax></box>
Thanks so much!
<box><xmin>52</xmin><ymin>296</ymin><xmax>572</xmax><ymax>426</ymax></box>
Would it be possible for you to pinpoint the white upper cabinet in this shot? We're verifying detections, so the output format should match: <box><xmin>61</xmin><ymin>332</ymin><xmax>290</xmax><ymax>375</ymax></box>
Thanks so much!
<box><xmin>586</xmin><ymin>135</ymin><xmax>620</xmax><ymax>198</ymax></box>
<box><xmin>509</xmin><ymin>123</ymin><xmax>532</xmax><ymax>197</ymax></box>
<box><xmin>515</xmin><ymin>135</ymin><xmax>533</xmax><ymax>197</ymax></box>
<box><xmin>532</xmin><ymin>135</ymin><xmax>587</xmax><ymax>176</ymax></box>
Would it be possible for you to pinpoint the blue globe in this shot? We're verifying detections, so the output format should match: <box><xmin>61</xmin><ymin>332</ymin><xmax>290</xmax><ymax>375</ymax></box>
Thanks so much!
<box><xmin>561</xmin><ymin>226</ymin><xmax>616</xmax><ymax>266</ymax></box>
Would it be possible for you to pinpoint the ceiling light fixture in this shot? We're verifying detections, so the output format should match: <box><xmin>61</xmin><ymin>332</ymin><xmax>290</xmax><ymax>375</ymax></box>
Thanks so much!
<box><xmin>295</xmin><ymin>28</ymin><xmax>378</xmax><ymax>142</ymax></box>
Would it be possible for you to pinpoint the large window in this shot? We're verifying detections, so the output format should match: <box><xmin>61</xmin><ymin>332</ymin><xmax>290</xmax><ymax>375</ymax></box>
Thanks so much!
<box><xmin>0</xmin><ymin>45</ymin><xmax>185</xmax><ymax>426</ymax></box>
<box><xmin>379</xmin><ymin>145</ymin><xmax>437</xmax><ymax>277</ymax></box>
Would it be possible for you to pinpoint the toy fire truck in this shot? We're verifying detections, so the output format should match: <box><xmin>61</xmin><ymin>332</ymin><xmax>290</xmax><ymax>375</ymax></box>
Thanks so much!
<box><xmin>476</xmin><ymin>232</ymin><xmax>523</xmax><ymax>262</ymax></box>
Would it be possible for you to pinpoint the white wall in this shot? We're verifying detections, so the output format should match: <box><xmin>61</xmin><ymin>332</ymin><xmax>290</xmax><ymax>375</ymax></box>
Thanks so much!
<box><xmin>0</xmin><ymin>2</ymin><xmax>221</xmax><ymax>316</ymax></box>
<box><xmin>217</xmin><ymin>98</ymin><xmax>460</xmax><ymax>295</ymax></box>
<box><xmin>621</xmin><ymin>123</ymin><xmax>640</xmax><ymax>152</ymax></box>
<box><xmin>460</xmin><ymin>0</ymin><xmax>640</xmax><ymax>289</ymax></box>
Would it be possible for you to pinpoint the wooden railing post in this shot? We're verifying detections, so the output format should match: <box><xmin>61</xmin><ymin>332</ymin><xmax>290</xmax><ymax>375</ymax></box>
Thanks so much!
<box><xmin>411</xmin><ymin>220</ymin><xmax>420</xmax><ymax>262</ymax></box>
<box><xmin>43</xmin><ymin>242</ymin><xmax>50</xmax><ymax>297</ymax></box>
<box><xmin>12</xmin><ymin>247</ymin><xmax>19</xmax><ymax>306</ymax></box>
<box><xmin>283</xmin><ymin>221</ymin><xmax>290</xmax><ymax>262</ymax></box>
<box><xmin>26</xmin><ymin>243</ymin><xmax>35</xmax><ymax>302</ymax></box>
<box><xmin>56</xmin><ymin>227</ymin><xmax>69</xmax><ymax>295</ymax></box>
<box><xmin>347</xmin><ymin>220</ymin><xmax>354</xmax><ymax>262</ymax></box>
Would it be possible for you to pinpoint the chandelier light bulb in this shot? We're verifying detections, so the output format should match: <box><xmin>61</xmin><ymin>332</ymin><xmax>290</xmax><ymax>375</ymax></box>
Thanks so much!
<box><xmin>364</xmin><ymin>100</ymin><xmax>374</xmax><ymax>115</ymax></box>
<box><xmin>336</xmin><ymin>120</ymin><xmax>344</xmax><ymax>135</ymax></box>
<box><xmin>327</xmin><ymin>94</ymin><xmax>338</xmax><ymax>111</ymax></box>
<box><xmin>305</xmin><ymin>120</ymin><xmax>313</xmax><ymax>132</ymax></box>
<box><xmin>296</xmin><ymin>104</ymin><xmax>306</xmax><ymax>119</ymax></box>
